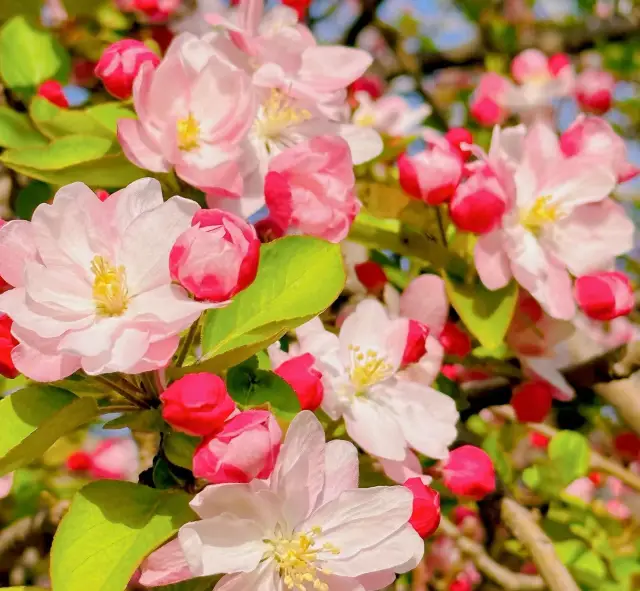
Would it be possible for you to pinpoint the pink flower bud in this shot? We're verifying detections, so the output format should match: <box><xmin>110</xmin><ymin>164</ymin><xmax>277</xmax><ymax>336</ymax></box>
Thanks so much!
<box><xmin>511</xmin><ymin>380</ymin><xmax>554</xmax><ymax>423</ymax></box>
<box><xmin>0</xmin><ymin>314</ymin><xmax>18</xmax><ymax>379</ymax></box>
<box><xmin>354</xmin><ymin>261</ymin><xmax>387</xmax><ymax>294</ymax></box>
<box><xmin>548</xmin><ymin>53</ymin><xmax>571</xmax><ymax>76</ymax></box>
<box><xmin>37</xmin><ymin>80</ymin><xmax>68</xmax><ymax>108</ymax></box>
<box><xmin>469</xmin><ymin>73</ymin><xmax>509</xmax><ymax>127</ymax></box>
<box><xmin>404</xmin><ymin>477</ymin><xmax>441</xmax><ymax>538</ymax></box>
<box><xmin>444</xmin><ymin>127</ymin><xmax>473</xmax><ymax>161</ymax></box>
<box><xmin>560</xmin><ymin>115</ymin><xmax>639</xmax><ymax>182</ymax></box>
<box><xmin>574</xmin><ymin>271</ymin><xmax>634</xmax><ymax>321</ymax></box>
<box><xmin>95</xmin><ymin>39</ymin><xmax>160</xmax><ymax>100</ymax></box>
<box><xmin>449</xmin><ymin>576</ymin><xmax>472</xmax><ymax>591</ymax></box>
<box><xmin>160</xmin><ymin>373</ymin><xmax>236</xmax><ymax>436</ymax></box>
<box><xmin>402</xmin><ymin>320</ymin><xmax>429</xmax><ymax>366</ymax></box>
<box><xmin>450</xmin><ymin>187</ymin><xmax>506</xmax><ymax>235</ymax></box>
<box><xmin>575</xmin><ymin>70</ymin><xmax>615</xmax><ymax>115</ymax></box>
<box><xmin>350</xmin><ymin>75</ymin><xmax>385</xmax><ymax>100</ymax></box>
<box><xmin>66</xmin><ymin>451</ymin><xmax>93</xmax><ymax>472</ymax></box>
<box><xmin>170</xmin><ymin>210</ymin><xmax>260</xmax><ymax>303</ymax></box>
<box><xmin>265</xmin><ymin>136</ymin><xmax>359</xmax><ymax>242</ymax></box>
<box><xmin>193</xmin><ymin>410</ymin><xmax>282</xmax><ymax>484</ymax></box>
<box><xmin>511</xmin><ymin>49</ymin><xmax>550</xmax><ymax>85</ymax></box>
<box><xmin>443</xmin><ymin>446</ymin><xmax>496</xmax><ymax>500</ymax></box>
<box><xmin>439</xmin><ymin>322</ymin><xmax>472</xmax><ymax>358</ymax></box>
<box><xmin>398</xmin><ymin>147</ymin><xmax>463</xmax><ymax>205</ymax></box>
<box><xmin>274</xmin><ymin>353</ymin><xmax>324</xmax><ymax>411</ymax></box>
<box><xmin>529</xmin><ymin>431</ymin><xmax>550</xmax><ymax>449</ymax></box>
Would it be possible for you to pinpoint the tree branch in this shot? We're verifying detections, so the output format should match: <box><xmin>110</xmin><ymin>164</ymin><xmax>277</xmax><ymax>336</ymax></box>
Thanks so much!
<box><xmin>344</xmin><ymin>0</ymin><xmax>385</xmax><ymax>46</ymax></box>
<box><xmin>595</xmin><ymin>372</ymin><xmax>640</xmax><ymax>436</ymax></box>
<box><xmin>439</xmin><ymin>517</ymin><xmax>545</xmax><ymax>590</ymax></box>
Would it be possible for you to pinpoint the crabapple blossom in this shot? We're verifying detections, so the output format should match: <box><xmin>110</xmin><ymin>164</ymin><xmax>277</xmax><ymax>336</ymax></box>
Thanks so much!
<box><xmin>192</xmin><ymin>410</ymin><xmax>281</xmax><ymax>484</ymax></box>
<box><xmin>354</xmin><ymin>260</ymin><xmax>388</xmax><ymax>295</ymax></box>
<box><xmin>511</xmin><ymin>380</ymin><xmax>554</xmax><ymax>423</ymax></box>
<box><xmin>141</xmin><ymin>411</ymin><xmax>424</xmax><ymax>590</ymax></box>
<box><xmin>0</xmin><ymin>314</ymin><xmax>18</xmax><ymax>379</ymax></box>
<box><xmin>404</xmin><ymin>478</ymin><xmax>441</xmax><ymax>538</ymax></box>
<box><xmin>95</xmin><ymin>40</ymin><xmax>161</xmax><ymax>100</ymax></box>
<box><xmin>294</xmin><ymin>299</ymin><xmax>458</xmax><ymax>461</ymax></box>
<box><xmin>445</xmin><ymin>127</ymin><xmax>474</xmax><ymax>161</ymax></box>
<box><xmin>274</xmin><ymin>352</ymin><xmax>324</xmax><ymax>411</ymax></box>
<box><xmin>352</xmin><ymin>92</ymin><xmax>432</xmax><ymax>137</ymax></box>
<box><xmin>473</xmin><ymin>122</ymin><xmax>633</xmax><ymax>320</ymax></box>
<box><xmin>169</xmin><ymin>209</ymin><xmax>260</xmax><ymax>303</ymax></box>
<box><xmin>574</xmin><ymin>271</ymin><xmax>634</xmax><ymax>321</ymax></box>
<box><xmin>439</xmin><ymin>322</ymin><xmax>472</xmax><ymax>358</ymax></box>
<box><xmin>37</xmin><ymin>80</ymin><xmax>68</xmax><ymax>108</ymax></box>
<box><xmin>443</xmin><ymin>446</ymin><xmax>496</xmax><ymax>500</ymax></box>
<box><xmin>67</xmin><ymin>438</ymin><xmax>140</xmax><ymax>481</ymax></box>
<box><xmin>565</xmin><ymin>476</ymin><xmax>631</xmax><ymax>520</ymax></box>
<box><xmin>160</xmin><ymin>373</ymin><xmax>236</xmax><ymax>436</ymax></box>
<box><xmin>264</xmin><ymin>135</ymin><xmax>359</xmax><ymax>242</ymax></box>
<box><xmin>350</xmin><ymin>75</ymin><xmax>385</xmax><ymax>101</ymax></box>
<box><xmin>575</xmin><ymin>69</ymin><xmax>615</xmax><ymax>115</ymax></box>
<box><xmin>401</xmin><ymin>320</ymin><xmax>429</xmax><ymax>366</ymax></box>
<box><xmin>0</xmin><ymin>178</ymin><xmax>215</xmax><ymax>381</ymax></box>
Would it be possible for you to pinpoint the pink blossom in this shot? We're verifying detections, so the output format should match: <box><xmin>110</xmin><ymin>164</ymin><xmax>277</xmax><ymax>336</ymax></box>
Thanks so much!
<box><xmin>95</xmin><ymin>40</ymin><xmax>160</xmax><ymax>100</ymax></box>
<box><xmin>352</xmin><ymin>92</ymin><xmax>431</xmax><ymax>137</ymax></box>
<box><xmin>0</xmin><ymin>473</ymin><xmax>13</xmax><ymax>499</ymax></box>
<box><xmin>133</xmin><ymin>0</ymin><xmax>182</xmax><ymax>21</ymax></box>
<box><xmin>511</xmin><ymin>380</ymin><xmax>554</xmax><ymax>423</ymax></box>
<box><xmin>560</xmin><ymin>115</ymin><xmax>639</xmax><ymax>182</ymax></box>
<box><xmin>402</xmin><ymin>320</ymin><xmax>429</xmax><ymax>366</ymax></box>
<box><xmin>445</xmin><ymin>127</ymin><xmax>474</xmax><ymax>161</ymax></box>
<box><xmin>169</xmin><ymin>209</ymin><xmax>260</xmax><ymax>303</ymax></box>
<box><xmin>474</xmin><ymin>122</ymin><xmax>632</xmax><ymax>320</ymax></box>
<box><xmin>575</xmin><ymin>69</ymin><xmax>615</xmax><ymax>115</ymax></box>
<box><xmin>379</xmin><ymin>449</ymin><xmax>432</xmax><ymax>486</ymax></box>
<box><xmin>469</xmin><ymin>73</ymin><xmax>511</xmax><ymax>126</ymax></box>
<box><xmin>0</xmin><ymin>179</ymin><xmax>214</xmax><ymax>381</ymax></box>
<box><xmin>574</xmin><ymin>271</ymin><xmax>634</xmax><ymax>321</ymax></box>
<box><xmin>274</xmin><ymin>352</ymin><xmax>324</xmax><ymax>411</ymax></box>
<box><xmin>350</xmin><ymin>75</ymin><xmax>385</xmax><ymax>101</ymax></box>
<box><xmin>0</xmin><ymin>314</ymin><xmax>18</xmax><ymax>379</ymax></box>
<box><xmin>264</xmin><ymin>135</ymin><xmax>359</xmax><ymax>242</ymax></box>
<box><xmin>295</xmin><ymin>300</ymin><xmax>458</xmax><ymax>461</ymax></box>
<box><xmin>67</xmin><ymin>438</ymin><xmax>140</xmax><ymax>481</ymax></box>
<box><xmin>192</xmin><ymin>410</ymin><xmax>281</xmax><ymax>484</ymax></box>
<box><xmin>398</xmin><ymin>146</ymin><xmax>463</xmax><ymax>205</ymax></box>
<box><xmin>141</xmin><ymin>411</ymin><xmax>424</xmax><ymax>589</ymax></box>
<box><xmin>404</xmin><ymin>477</ymin><xmax>441</xmax><ymax>538</ymax></box>
<box><xmin>443</xmin><ymin>446</ymin><xmax>496</xmax><ymax>500</ymax></box>
<box><xmin>565</xmin><ymin>476</ymin><xmax>632</xmax><ymax>520</ymax></box>
<box><xmin>118</xmin><ymin>33</ymin><xmax>256</xmax><ymax>199</ymax></box>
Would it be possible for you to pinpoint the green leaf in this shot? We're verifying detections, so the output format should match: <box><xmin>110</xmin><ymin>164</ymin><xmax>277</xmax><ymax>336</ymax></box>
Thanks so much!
<box><xmin>86</xmin><ymin>103</ymin><xmax>137</xmax><ymax>135</ymax></box>
<box><xmin>482</xmin><ymin>431</ymin><xmax>513</xmax><ymax>484</ymax></box>
<box><xmin>554</xmin><ymin>539</ymin><xmax>588</xmax><ymax>565</ymax></box>
<box><xmin>549</xmin><ymin>431</ymin><xmax>590</xmax><ymax>484</ymax></box>
<box><xmin>193</xmin><ymin>237</ymin><xmax>344</xmax><ymax>374</ymax></box>
<box><xmin>15</xmin><ymin>181</ymin><xmax>52</xmax><ymax>220</ymax></box>
<box><xmin>0</xmin><ymin>386</ymin><xmax>99</xmax><ymax>476</ymax></box>
<box><xmin>1</xmin><ymin>135</ymin><xmax>144</xmax><ymax>188</ymax></box>
<box><xmin>103</xmin><ymin>409</ymin><xmax>167</xmax><ymax>432</ymax></box>
<box><xmin>164</xmin><ymin>432</ymin><xmax>199</xmax><ymax>470</ymax></box>
<box><xmin>227</xmin><ymin>362</ymin><xmax>301</xmax><ymax>420</ymax></box>
<box><xmin>51</xmin><ymin>481</ymin><xmax>195</xmax><ymax>591</ymax></box>
<box><xmin>572</xmin><ymin>550</ymin><xmax>608</xmax><ymax>585</ymax></box>
<box><xmin>0</xmin><ymin>17</ymin><xmax>70</xmax><ymax>94</ymax></box>
<box><xmin>30</xmin><ymin>97</ymin><xmax>114</xmax><ymax>139</ymax></box>
<box><xmin>444</xmin><ymin>274</ymin><xmax>518</xmax><ymax>350</ymax></box>
<box><xmin>0</xmin><ymin>588</ymin><xmax>50</xmax><ymax>591</ymax></box>
<box><xmin>0</xmin><ymin>107</ymin><xmax>48</xmax><ymax>149</ymax></box>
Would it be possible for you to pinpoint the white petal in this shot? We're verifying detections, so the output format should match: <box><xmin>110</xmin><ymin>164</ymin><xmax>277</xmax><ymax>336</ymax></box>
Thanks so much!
<box><xmin>214</xmin><ymin>562</ymin><xmax>282</xmax><ymax>591</ymax></box>
<box><xmin>321</xmin><ymin>440</ymin><xmax>359</xmax><ymax>504</ymax></box>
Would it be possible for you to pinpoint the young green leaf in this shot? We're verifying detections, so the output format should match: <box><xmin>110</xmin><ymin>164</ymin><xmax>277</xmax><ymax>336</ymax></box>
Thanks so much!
<box><xmin>0</xmin><ymin>386</ymin><xmax>99</xmax><ymax>476</ymax></box>
<box><xmin>30</xmin><ymin>97</ymin><xmax>114</xmax><ymax>139</ymax></box>
<box><xmin>0</xmin><ymin>107</ymin><xmax>48</xmax><ymax>149</ymax></box>
<box><xmin>51</xmin><ymin>481</ymin><xmax>195</xmax><ymax>591</ymax></box>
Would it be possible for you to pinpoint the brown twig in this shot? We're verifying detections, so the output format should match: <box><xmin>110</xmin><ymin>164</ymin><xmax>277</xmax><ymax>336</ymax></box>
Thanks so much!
<box><xmin>344</xmin><ymin>0</ymin><xmax>385</xmax><ymax>46</ymax></box>
<box><xmin>438</xmin><ymin>517</ymin><xmax>545</xmax><ymax>590</ymax></box>
<box><xmin>595</xmin><ymin>372</ymin><xmax>640</xmax><ymax>436</ymax></box>
<box><xmin>501</xmin><ymin>499</ymin><xmax>580</xmax><ymax>591</ymax></box>
<box><xmin>491</xmin><ymin>405</ymin><xmax>640</xmax><ymax>492</ymax></box>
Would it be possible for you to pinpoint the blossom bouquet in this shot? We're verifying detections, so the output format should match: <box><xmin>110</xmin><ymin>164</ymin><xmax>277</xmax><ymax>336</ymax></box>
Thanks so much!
<box><xmin>0</xmin><ymin>1</ymin><xmax>638</xmax><ymax>591</ymax></box>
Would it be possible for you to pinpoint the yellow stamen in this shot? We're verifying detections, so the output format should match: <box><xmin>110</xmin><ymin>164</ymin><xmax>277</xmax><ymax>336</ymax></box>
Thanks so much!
<box><xmin>254</xmin><ymin>89</ymin><xmax>311</xmax><ymax>144</ymax></box>
<box><xmin>177</xmin><ymin>113</ymin><xmax>200</xmax><ymax>151</ymax></box>
<box><xmin>90</xmin><ymin>255</ymin><xmax>129</xmax><ymax>317</ymax></box>
<box><xmin>265</xmin><ymin>527</ymin><xmax>340</xmax><ymax>591</ymax></box>
<box><xmin>521</xmin><ymin>195</ymin><xmax>561</xmax><ymax>233</ymax></box>
<box><xmin>348</xmin><ymin>344</ymin><xmax>393</xmax><ymax>392</ymax></box>
<box><xmin>355</xmin><ymin>113</ymin><xmax>376</xmax><ymax>128</ymax></box>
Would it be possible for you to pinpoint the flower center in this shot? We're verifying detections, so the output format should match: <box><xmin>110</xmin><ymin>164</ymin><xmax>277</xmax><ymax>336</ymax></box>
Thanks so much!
<box><xmin>348</xmin><ymin>344</ymin><xmax>393</xmax><ymax>392</ymax></box>
<box><xmin>521</xmin><ymin>195</ymin><xmax>561</xmax><ymax>233</ymax></box>
<box><xmin>265</xmin><ymin>527</ymin><xmax>340</xmax><ymax>591</ymax></box>
<box><xmin>90</xmin><ymin>255</ymin><xmax>130</xmax><ymax>317</ymax></box>
<box><xmin>355</xmin><ymin>112</ymin><xmax>376</xmax><ymax>128</ymax></box>
<box><xmin>254</xmin><ymin>89</ymin><xmax>311</xmax><ymax>147</ymax></box>
<box><xmin>177</xmin><ymin>113</ymin><xmax>200</xmax><ymax>151</ymax></box>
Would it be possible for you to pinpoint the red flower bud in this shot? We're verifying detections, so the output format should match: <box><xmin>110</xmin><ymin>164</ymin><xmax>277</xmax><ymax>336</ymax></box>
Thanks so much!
<box><xmin>160</xmin><ymin>373</ymin><xmax>236</xmax><ymax>436</ymax></box>
<box><xmin>398</xmin><ymin>149</ymin><xmax>463</xmax><ymax>205</ymax></box>
<box><xmin>275</xmin><ymin>353</ymin><xmax>324</xmax><ymax>411</ymax></box>
<box><xmin>529</xmin><ymin>432</ymin><xmax>550</xmax><ymax>449</ymax></box>
<box><xmin>282</xmin><ymin>0</ymin><xmax>312</xmax><ymax>20</ymax></box>
<box><xmin>354</xmin><ymin>261</ymin><xmax>387</xmax><ymax>294</ymax></box>
<box><xmin>439</xmin><ymin>322</ymin><xmax>472</xmax><ymax>358</ymax></box>
<box><xmin>0</xmin><ymin>314</ymin><xmax>18</xmax><ymax>379</ymax></box>
<box><xmin>548</xmin><ymin>53</ymin><xmax>571</xmax><ymax>76</ymax></box>
<box><xmin>574</xmin><ymin>271</ymin><xmax>634</xmax><ymax>321</ymax></box>
<box><xmin>402</xmin><ymin>320</ymin><xmax>429</xmax><ymax>366</ymax></box>
<box><xmin>37</xmin><ymin>80</ymin><xmax>68</xmax><ymax>108</ymax></box>
<box><xmin>95</xmin><ymin>39</ymin><xmax>160</xmax><ymax>100</ymax></box>
<box><xmin>449</xmin><ymin>577</ymin><xmax>472</xmax><ymax>591</ymax></box>
<box><xmin>444</xmin><ymin>128</ymin><xmax>473</xmax><ymax>161</ymax></box>
<box><xmin>66</xmin><ymin>451</ymin><xmax>93</xmax><ymax>472</ymax></box>
<box><xmin>350</xmin><ymin>75</ymin><xmax>385</xmax><ymax>100</ymax></box>
<box><xmin>443</xmin><ymin>446</ymin><xmax>496</xmax><ymax>500</ymax></box>
<box><xmin>404</xmin><ymin>477</ymin><xmax>441</xmax><ymax>538</ymax></box>
<box><xmin>449</xmin><ymin>188</ymin><xmax>506</xmax><ymax>235</ymax></box>
<box><xmin>511</xmin><ymin>380</ymin><xmax>554</xmax><ymax>423</ymax></box>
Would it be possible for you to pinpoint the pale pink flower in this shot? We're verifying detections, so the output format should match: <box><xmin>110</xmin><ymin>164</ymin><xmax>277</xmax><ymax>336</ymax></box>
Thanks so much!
<box><xmin>295</xmin><ymin>300</ymin><xmax>458</xmax><ymax>461</ymax></box>
<box><xmin>565</xmin><ymin>476</ymin><xmax>632</xmax><ymax>520</ymax></box>
<box><xmin>0</xmin><ymin>179</ymin><xmax>214</xmax><ymax>381</ymax></box>
<box><xmin>140</xmin><ymin>411</ymin><xmax>424</xmax><ymax>589</ymax></box>
<box><xmin>264</xmin><ymin>135</ymin><xmax>359</xmax><ymax>242</ymax></box>
<box><xmin>379</xmin><ymin>449</ymin><xmax>432</xmax><ymax>486</ymax></box>
<box><xmin>575</xmin><ymin>69</ymin><xmax>615</xmax><ymax>115</ymax></box>
<box><xmin>118</xmin><ymin>33</ymin><xmax>256</xmax><ymax>199</ymax></box>
<box><xmin>0</xmin><ymin>472</ymin><xmax>13</xmax><ymax>499</ymax></box>
<box><xmin>560</xmin><ymin>115</ymin><xmax>639</xmax><ymax>183</ymax></box>
<box><xmin>473</xmin><ymin>122</ymin><xmax>632</xmax><ymax>320</ymax></box>
<box><xmin>352</xmin><ymin>92</ymin><xmax>431</xmax><ymax>137</ymax></box>
<box><xmin>89</xmin><ymin>438</ymin><xmax>140</xmax><ymax>481</ymax></box>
